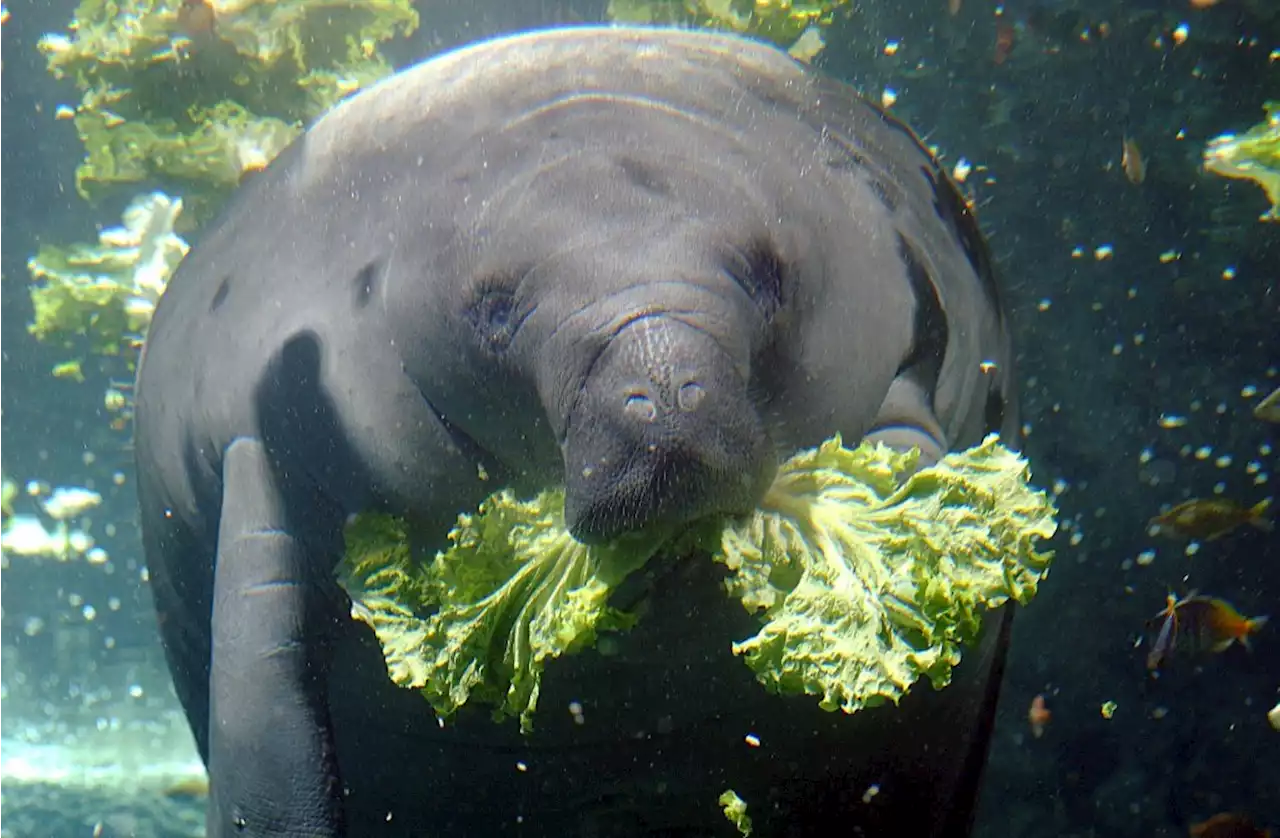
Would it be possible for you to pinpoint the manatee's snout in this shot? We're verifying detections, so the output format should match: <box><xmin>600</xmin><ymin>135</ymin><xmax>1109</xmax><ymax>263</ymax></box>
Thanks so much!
<box><xmin>563</xmin><ymin>315</ymin><xmax>774</xmax><ymax>543</ymax></box>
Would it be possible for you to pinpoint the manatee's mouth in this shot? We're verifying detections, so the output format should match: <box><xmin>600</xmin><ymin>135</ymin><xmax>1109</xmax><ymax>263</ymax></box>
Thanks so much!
<box><xmin>561</xmin><ymin>313</ymin><xmax>774</xmax><ymax>543</ymax></box>
<box><xmin>567</xmin><ymin>434</ymin><xmax>767</xmax><ymax>544</ymax></box>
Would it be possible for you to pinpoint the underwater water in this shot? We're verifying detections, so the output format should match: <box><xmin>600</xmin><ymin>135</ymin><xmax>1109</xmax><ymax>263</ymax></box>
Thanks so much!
<box><xmin>1</xmin><ymin>0</ymin><xmax>1276</xmax><ymax>836</ymax></box>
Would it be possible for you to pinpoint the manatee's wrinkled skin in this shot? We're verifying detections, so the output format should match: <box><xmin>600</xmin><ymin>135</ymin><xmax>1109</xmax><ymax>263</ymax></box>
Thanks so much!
<box><xmin>133</xmin><ymin>26</ymin><xmax>1018</xmax><ymax>838</ymax></box>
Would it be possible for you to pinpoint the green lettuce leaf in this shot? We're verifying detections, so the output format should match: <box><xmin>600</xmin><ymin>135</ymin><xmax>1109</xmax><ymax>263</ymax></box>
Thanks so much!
<box><xmin>336</xmin><ymin>434</ymin><xmax>1056</xmax><ymax>733</ymax></box>
<box><xmin>718</xmin><ymin>789</ymin><xmax>753</xmax><ymax>836</ymax></box>
<box><xmin>718</xmin><ymin>434</ymin><xmax>1056</xmax><ymax>713</ymax></box>
<box><xmin>337</xmin><ymin>490</ymin><xmax>660</xmax><ymax>733</ymax></box>
<box><xmin>1203</xmin><ymin>101</ymin><xmax>1280</xmax><ymax>222</ymax></box>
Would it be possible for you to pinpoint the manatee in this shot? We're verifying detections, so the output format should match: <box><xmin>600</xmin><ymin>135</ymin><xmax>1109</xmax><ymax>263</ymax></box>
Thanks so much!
<box><xmin>133</xmin><ymin>25</ymin><xmax>1018</xmax><ymax>838</ymax></box>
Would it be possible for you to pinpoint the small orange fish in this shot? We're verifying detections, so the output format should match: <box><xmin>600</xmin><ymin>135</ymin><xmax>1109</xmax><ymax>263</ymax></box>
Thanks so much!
<box><xmin>1146</xmin><ymin>593</ymin><xmax>1268</xmax><ymax>671</ymax></box>
<box><xmin>994</xmin><ymin>22</ymin><xmax>1015</xmax><ymax>64</ymax></box>
<box><xmin>162</xmin><ymin>775</ymin><xmax>210</xmax><ymax>799</ymax></box>
<box><xmin>1190</xmin><ymin>812</ymin><xmax>1272</xmax><ymax>838</ymax></box>
<box><xmin>1149</xmin><ymin>497</ymin><xmax>1273</xmax><ymax>541</ymax></box>
<box><xmin>1027</xmin><ymin>694</ymin><xmax>1051</xmax><ymax>738</ymax></box>
<box><xmin>1122</xmin><ymin>136</ymin><xmax>1147</xmax><ymax>184</ymax></box>
<box><xmin>1147</xmin><ymin>592</ymin><xmax>1182</xmax><ymax>671</ymax></box>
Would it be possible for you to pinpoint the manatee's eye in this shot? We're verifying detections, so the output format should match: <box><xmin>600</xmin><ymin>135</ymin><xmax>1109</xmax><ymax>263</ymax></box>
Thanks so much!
<box><xmin>480</xmin><ymin>291</ymin><xmax>514</xmax><ymax>327</ymax></box>
<box><xmin>467</xmin><ymin>281</ymin><xmax>521</xmax><ymax>354</ymax></box>
<box><xmin>721</xmin><ymin>237</ymin><xmax>784</xmax><ymax>319</ymax></box>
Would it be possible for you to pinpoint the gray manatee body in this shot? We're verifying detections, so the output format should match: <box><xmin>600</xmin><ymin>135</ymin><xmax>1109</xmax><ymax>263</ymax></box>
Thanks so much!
<box><xmin>133</xmin><ymin>25</ymin><xmax>1018</xmax><ymax>838</ymax></box>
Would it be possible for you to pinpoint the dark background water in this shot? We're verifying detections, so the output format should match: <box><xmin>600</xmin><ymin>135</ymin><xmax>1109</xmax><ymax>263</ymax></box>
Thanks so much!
<box><xmin>2</xmin><ymin>0</ymin><xmax>1277</xmax><ymax>835</ymax></box>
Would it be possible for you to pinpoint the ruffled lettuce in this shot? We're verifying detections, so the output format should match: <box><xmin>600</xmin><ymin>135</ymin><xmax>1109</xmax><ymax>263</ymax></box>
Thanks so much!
<box><xmin>718</xmin><ymin>434</ymin><xmax>1056</xmax><ymax>713</ymax></box>
<box><xmin>338</xmin><ymin>493</ymin><xmax>660</xmax><ymax>733</ymax></box>
<box><xmin>1204</xmin><ymin>101</ymin><xmax>1280</xmax><ymax>222</ymax></box>
<box><xmin>336</xmin><ymin>434</ymin><xmax>1056</xmax><ymax>733</ymax></box>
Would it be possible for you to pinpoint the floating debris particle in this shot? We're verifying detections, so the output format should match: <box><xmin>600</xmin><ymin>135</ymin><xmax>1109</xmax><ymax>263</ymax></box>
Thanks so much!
<box><xmin>883</xmin><ymin>39</ymin><xmax>901</xmax><ymax>56</ymax></box>
<box><xmin>1172</xmin><ymin>22</ymin><xmax>1189</xmax><ymax>45</ymax></box>
<box><xmin>104</xmin><ymin>388</ymin><xmax>129</xmax><ymax>411</ymax></box>
<box><xmin>1158</xmin><ymin>414</ymin><xmax>1188</xmax><ymax>428</ymax></box>
<box><xmin>40</xmin><ymin>486</ymin><xmax>102</xmax><ymax>520</ymax></box>
<box><xmin>1269</xmin><ymin>702</ymin><xmax>1280</xmax><ymax>731</ymax></box>
<box><xmin>787</xmin><ymin>26</ymin><xmax>826</xmax><ymax>63</ymax></box>
<box><xmin>1</xmin><ymin>515</ymin><xmax>94</xmax><ymax>559</ymax></box>
<box><xmin>881</xmin><ymin>87</ymin><xmax>898</xmax><ymax>108</ymax></box>
<box><xmin>51</xmin><ymin>360</ymin><xmax>85</xmax><ymax>382</ymax></box>
<box><xmin>1101</xmin><ymin>700</ymin><xmax>1117</xmax><ymax>719</ymax></box>
<box><xmin>1136</xmin><ymin>550</ymin><xmax>1156</xmax><ymax>566</ymax></box>
<box><xmin>719</xmin><ymin>790</ymin><xmax>753</xmax><ymax>836</ymax></box>
<box><xmin>1094</xmin><ymin>245</ymin><xmax>1114</xmax><ymax>260</ymax></box>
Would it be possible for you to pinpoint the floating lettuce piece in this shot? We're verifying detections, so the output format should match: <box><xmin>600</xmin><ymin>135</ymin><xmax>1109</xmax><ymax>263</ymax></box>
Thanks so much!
<box><xmin>69</xmin><ymin>93</ymin><xmax>301</xmax><ymax>202</ymax></box>
<box><xmin>718</xmin><ymin>434</ymin><xmax>1056</xmax><ymax>714</ymax></box>
<box><xmin>337</xmin><ymin>435</ymin><xmax>1056</xmax><ymax>733</ymax></box>
<box><xmin>27</xmin><ymin>191</ymin><xmax>189</xmax><ymax>354</ymax></box>
<box><xmin>210</xmin><ymin>0</ymin><xmax>417</xmax><ymax>70</ymax></box>
<box><xmin>606</xmin><ymin>0</ymin><xmax>850</xmax><ymax>57</ymax></box>
<box><xmin>718</xmin><ymin>789</ymin><xmax>753</xmax><ymax>836</ymax></box>
<box><xmin>38</xmin><ymin>0</ymin><xmax>417</xmax><ymax>205</ymax></box>
<box><xmin>338</xmin><ymin>493</ymin><xmax>661</xmax><ymax>734</ymax></box>
<box><xmin>1204</xmin><ymin>102</ymin><xmax>1280</xmax><ymax>222</ymax></box>
<box><xmin>1</xmin><ymin>476</ymin><xmax>17</xmax><ymax>522</ymax></box>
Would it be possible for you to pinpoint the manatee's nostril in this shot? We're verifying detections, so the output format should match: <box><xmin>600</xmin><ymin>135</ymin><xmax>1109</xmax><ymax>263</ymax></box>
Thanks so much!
<box><xmin>677</xmin><ymin>381</ymin><xmax>705</xmax><ymax>412</ymax></box>
<box><xmin>624</xmin><ymin>393</ymin><xmax>657</xmax><ymax>423</ymax></box>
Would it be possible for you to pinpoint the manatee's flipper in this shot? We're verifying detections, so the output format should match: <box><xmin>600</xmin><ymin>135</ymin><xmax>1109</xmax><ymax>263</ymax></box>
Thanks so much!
<box><xmin>138</xmin><ymin>468</ymin><xmax>215</xmax><ymax>764</ymax></box>
<box><xmin>864</xmin><ymin>373</ymin><xmax>949</xmax><ymax>464</ymax></box>
<box><xmin>207</xmin><ymin>437</ymin><xmax>345</xmax><ymax>837</ymax></box>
